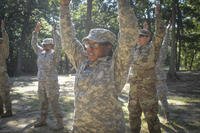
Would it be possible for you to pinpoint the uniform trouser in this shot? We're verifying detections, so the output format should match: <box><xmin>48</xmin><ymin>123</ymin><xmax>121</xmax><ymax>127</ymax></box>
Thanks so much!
<box><xmin>0</xmin><ymin>72</ymin><xmax>12</xmax><ymax>115</ymax></box>
<box><xmin>156</xmin><ymin>80</ymin><xmax>169</xmax><ymax>117</ymax></box>
<box><xmin>38</xmin><ymin>80</ymin><xmax>63</xmax><ymax>121</ymax></box>
<box><xmin>128</xmin><ymin>82</ymin><xmax>161</xmax><ymax>133</ymax></box>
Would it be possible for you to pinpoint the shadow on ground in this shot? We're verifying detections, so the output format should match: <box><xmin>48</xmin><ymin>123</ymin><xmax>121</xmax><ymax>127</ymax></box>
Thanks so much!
<box><xmin>0</xmin><ymin>72</ymin><xmax>199</xmax><ymax>133</ymax></box>
<box><xmin>0</xmin><ymin>75</ymin><xmax>74</xmax><ymax>133</ymax></box>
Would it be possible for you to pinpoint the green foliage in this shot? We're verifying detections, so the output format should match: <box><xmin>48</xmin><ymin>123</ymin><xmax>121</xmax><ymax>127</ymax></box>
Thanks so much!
<box><xmin>0</xmin><ymin>0</ymin><xmax>60</xmax><ymax>76</ymax></box>
<box><xmin>72</xmin><ymin>0</ymin><xmax>118</xmax><ymax>40</ymax></box>
<box><xmin>0</xmin><ymin>0</ymin><xmax>199</xmax><ymax>76</ymax></box>
<box><xmin>180</xmin><ymin>1</ymin><xmax>200</xmax><ymax>70</ymax></box>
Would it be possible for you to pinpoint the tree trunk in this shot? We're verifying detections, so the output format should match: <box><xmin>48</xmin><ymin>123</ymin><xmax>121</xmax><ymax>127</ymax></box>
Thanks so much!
<box><xmin>16</xmin><ymin>49</ymin><xmax>22</xmax><ymax>76</ymax></box>
<box><xmin>183</xmin><ymin>43</ymin><xmax>187</xmax><ymax>69</ymax></box>
<box><xmin>168</xmin><ymin>0</ymin><xmax>178</xmax><ymax>80</ymax></box>
<box><xmin>146</xmin><ymin>0</ymin><xmax>152</xmax><ymax>30</ymax></box>
<box><xmin>15</xmin><ymin>0</ymin><xmax>32</xmax><ymax>76</ymax></box>
<box><xmin>189</xmin><ymin>50</ymin><xmax>196</xmax><ymax>70</ymax></box>
<box><xmin>176</xmin><ymin>0</ymin><xmax>183</xmax><ymax>71</ymax></box>
<box><xmin>86</xmin><ymin>0</ymin><xmax>93</xmax><ymax>34</ymax></box>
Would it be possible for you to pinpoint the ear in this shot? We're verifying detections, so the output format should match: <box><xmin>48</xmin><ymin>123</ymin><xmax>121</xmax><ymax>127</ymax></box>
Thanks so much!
<box><xmin>147</xmin><ymin>36</ymin><xmax>151</xmax><ymax>42</ymax></box>
<box><xmin>101</xmin><ymin>42</ymin><xmax>112</xmax><ymax>50</ymax></box>
<box><xmin>106</xmin><ymin>44</ymin><xmax>113</xmax><ymax>52</ymax></box>
<box><xmin>107</xmin><ymin>44</ymin><xmax>112</xmax><ymax>49</ymax></box>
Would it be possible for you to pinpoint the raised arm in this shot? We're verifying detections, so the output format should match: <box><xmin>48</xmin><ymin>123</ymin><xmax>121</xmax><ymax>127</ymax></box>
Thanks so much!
<box><xmin>31</xmin><ymin>22</ymin><xmax>43</xmax><ymax>54</ymax></box>
<box><xmin>114</xmin><ymin>0</ymin><xmax>139</xmax><ymax>92</ymax></box>
<box><xmin>60</xmin><ymin>0</ymin><xmax>85</xmax><ymax>71</ymax></box>
<box><xmin>52</xmin><ymin>26</ymin><xmax>62</xmax><ymax>64</ymax></box>
<box><xmin>157</xmin><ymin>23</ymin><xmax>171</xmax><ymax>67</ymax></box>
<box><xmin>153</xmin><ymin>3</ymin><xmax>165</xmax><ymax>62</ymax></box>
<box><xmin>1</xmin><ymin>20</ymin><xmax>9</xmax><ymax>59</ymax></box>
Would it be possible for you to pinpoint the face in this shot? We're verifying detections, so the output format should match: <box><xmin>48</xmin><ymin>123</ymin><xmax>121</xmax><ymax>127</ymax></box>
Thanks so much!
<box><xmin>137</xmin><ymin>34</ymin><xmax>150</xmax><ymax>46</ymax></box>
<box><xmin>43</xmin><ymin>44</ymin><xmax>54</xmax><ymax>51</ymax></box>
<box><xmin>84</xmin><ymin>40</ymin><xmax>112</xmax><ymax>62</ymax></box>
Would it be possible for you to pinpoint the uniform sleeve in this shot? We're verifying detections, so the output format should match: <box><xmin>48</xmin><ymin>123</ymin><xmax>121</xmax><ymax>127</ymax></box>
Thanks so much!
<box><xmin>31</xmin><ymin>31</ymin><xmax>43</xmax><ymax>54</ymax></box>
<box><xmin>53</xmin><ymin>29</ymin><xmax>62</xmax><ymax>64</ymax></box>
<box><xmin>1</xmin><ymin>29</ymin><xmax>9</xmax><ymax>59</ymax></box>
<box><xmin>133</xmin><ymin>4</ymin><xmax>165</xmax><ymax>70</ymax></box>
<box><xmin>60</xmin><ymin>3</ymin><xmax>85</xmax><ymax>71</ymax></box>
<box><xmin>113</xmin><ymin>0</ymin><xmax>139</xmax><ymax>92</ymax></box>
<box><xmin>157</xmin><ymin>27</ymin><xmax>170</xmax><ymax>67</ymax></box>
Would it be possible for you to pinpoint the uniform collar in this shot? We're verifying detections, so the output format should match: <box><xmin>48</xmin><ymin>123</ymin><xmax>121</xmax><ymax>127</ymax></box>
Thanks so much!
<box><xmin>87</xmin><ymin>56</ymin><xmax>111</xmax><ymax>67</ymax></box>
<box><xmin>136</xmin><ymin>43</ymin><xmax>150</xmax><ymax>49</ymax></box>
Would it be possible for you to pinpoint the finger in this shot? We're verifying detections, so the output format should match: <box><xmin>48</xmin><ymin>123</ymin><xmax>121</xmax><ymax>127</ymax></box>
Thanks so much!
<box><xmin>143</xmin><ymin>21</ymin><xmax>149</xmax><ymax>29</ymax></box>
<box><xmin>60</xmin><ymin>0</ymin><xmax>70</xmax><ymax>5</ymax></box>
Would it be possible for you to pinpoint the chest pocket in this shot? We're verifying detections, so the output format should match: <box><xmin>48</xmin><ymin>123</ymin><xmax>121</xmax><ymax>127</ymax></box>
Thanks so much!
<box><xmin>133</xmin><ymin>46</ymin><xmax>151</xmax><ymax>64</ymax></box>
<box><xmin>39</xmin><ymin>53</ymin><xmax>54</xmax><ymax>67</ymax></box>
<box><xmin>76</xmin><ymin>65</ymin><xmax>93</xmax><ymax>87</ymax></box>
<box><xmin>140</xmin><ymin>48</ymin><xmax>150</xmax><ymax>62</ymax></box>
<box><xmin>94</xmin><ymin>70</ymin><xmax>105</xmax><ymax>85</ymax></box>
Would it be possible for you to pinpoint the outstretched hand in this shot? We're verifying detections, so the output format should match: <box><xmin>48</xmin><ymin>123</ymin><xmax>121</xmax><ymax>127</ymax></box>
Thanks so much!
<box><xmin>34</xmin><ymin>22</ymin><xmax>41</xmax><ymax>33</ymax></box>
<box><xmin>60</xmin><ymin>0</ymin><xmax>71</xmax><ymax>6</ymax></box>
<box><xmin>143</xmin><ymin>21</ymin><xmax>149</xmax><ymax>30</ymax></box>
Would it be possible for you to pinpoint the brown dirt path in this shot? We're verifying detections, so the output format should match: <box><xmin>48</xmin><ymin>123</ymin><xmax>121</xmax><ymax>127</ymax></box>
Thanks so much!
<box><xmin>0</xmin><ymin>72</ymin><xmax>199</xmax><ymax>133</ymax></box>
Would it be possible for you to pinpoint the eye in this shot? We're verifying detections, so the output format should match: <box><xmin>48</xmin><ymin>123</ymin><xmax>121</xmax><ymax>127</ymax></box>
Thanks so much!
<box><xmin>84</xmin><ymin>44</ymin><xmax>89</xmax><ymax>49</ymax></box>
<box><xmin>93</xmin><ymin>43</ymin><xmax>100</xmax><ymax>48</ymax></box>
<box><xmin>84</xmin><ymin>43</ymin><xmax>99</xmax><ymax>49</ymax></box>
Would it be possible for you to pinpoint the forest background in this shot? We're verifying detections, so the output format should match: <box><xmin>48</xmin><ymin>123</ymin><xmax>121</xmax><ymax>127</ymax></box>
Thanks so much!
<box><xmin>0</xmin><ymin>0</ymin><xmax>199</xmax><ymax>78</ymax></box>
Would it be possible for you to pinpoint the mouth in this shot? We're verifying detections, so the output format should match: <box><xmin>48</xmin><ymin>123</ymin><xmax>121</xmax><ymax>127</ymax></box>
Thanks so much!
<box><xmin>88</xmin><ymin>53</ymin><xmax>94</xmax><ymax>56</ymax></box>
<box><xmin>86</xmin><ymin>51</ymin><xmax>94</xmax><ymax>57</ymax></box>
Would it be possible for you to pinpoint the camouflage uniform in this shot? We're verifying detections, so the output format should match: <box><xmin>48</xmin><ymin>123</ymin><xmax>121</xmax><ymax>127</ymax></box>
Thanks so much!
<box><xmin>128</xmin><ymin>5</ymin><xmax>165</xmax><ymax>133</ymax></box>
<box><xmin>31</xmin><ymin>29</ymin><xmax>63</xmax><ymax>125</ymax></box>
<box><xmin>0</xmin><ymin>27</ymin><xmax>12</xmax><ymax>117</ymax></box>
<box><xmin>60</xmin><ymin>0</ymin><xmax>139</xmax><ymax>132</ymax></box>
<box><xmin>156</xmin><ymin>27</ymin><xmax>171</xmax><ymax>120</ymax></box>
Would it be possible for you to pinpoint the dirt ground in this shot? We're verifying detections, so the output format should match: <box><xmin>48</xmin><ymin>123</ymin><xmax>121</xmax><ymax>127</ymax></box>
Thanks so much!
<box><xmin>0</xmin><ymin>71</ymin><xmax>199</xmax><ymax>133</ymax></box>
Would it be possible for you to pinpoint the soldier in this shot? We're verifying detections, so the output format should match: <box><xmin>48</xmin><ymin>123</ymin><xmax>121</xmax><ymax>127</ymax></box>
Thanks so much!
<box><xmin>0</xmin><ymin>20</ymin><xmax>12</xmax><ymax>118</ymax></box>
<box><xmin>31</xmin><ymin>22</ymin><xmax>63</xmax><ymax>130</ymax></box>
<box><xmin>128</xmin><ymin>4</ymin><xmax>165</xmax><ymax>133</ymax></box>
<box><xmin>156</xmin><ymin>23</ymin><xmax>171</xmax><ymax>123</ymax></box>
<box><xmin>60</xmin><ymin>0</ymin><xmax>139</xmax><ymax>132</ymax></box>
